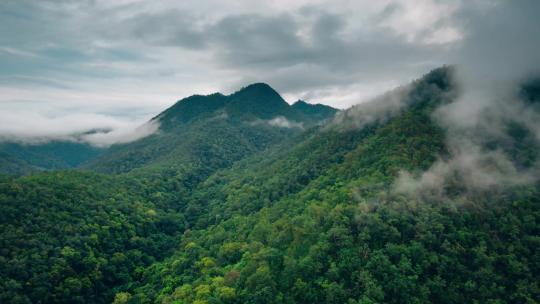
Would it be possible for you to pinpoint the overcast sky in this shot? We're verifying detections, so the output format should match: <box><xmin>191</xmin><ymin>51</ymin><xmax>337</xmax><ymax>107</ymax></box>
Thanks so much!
<box><xmin>0</xmin><ymin>0</ymin><xmax>538</xmax><ymax>144</ymax></box>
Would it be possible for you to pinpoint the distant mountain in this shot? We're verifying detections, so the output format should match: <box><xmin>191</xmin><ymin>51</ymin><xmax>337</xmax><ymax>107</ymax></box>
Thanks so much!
<box><xmin>156</xmin><ymin>82</ymin><xmax>335</xmax><ymax>129</ymax></box>
<box><xmin>292</xmin><ymin>100</ymin><xmax>338</xmax><ymax>123</ymax></box>
<box><xmin>0</xmin><ymin>151</ymin><xmax>37</xmax><ymax>175</ymax></box>
<box><xmin>86</xmin><ymin>83</ymin><xmax>338</xmax><ymax>175</ymax></box>
<box><xmin>155</xmin><ymin>93</ymin><xmax>229</xmax><ymax>129</ymax></box>
<box><xmin>0</xmin><ymin>83</ymin><xmax>336</xmax><ymax>176</ymax></box>
<box><xmin>0</xmin><ymin>141</ymin><xmax>103</xmax><ymax>175</ymax></box>
<box><xmin>224</xmin><ymin>83</ymin><xmax>304</xmax><ymax>121</ymax></box>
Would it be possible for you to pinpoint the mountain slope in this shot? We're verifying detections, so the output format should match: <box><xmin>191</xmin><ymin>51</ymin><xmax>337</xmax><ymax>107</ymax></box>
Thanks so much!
<box><xmin>0</xmin><ymin>141</ymin><xmax>103</xmax><ymax>174</ymax></box>
<box><xmin>1</xmin><ymin>67</ymin><xmax>540</xmax><ymax>304</ymax></box>
<box><xmin>0</xmin><ymin>171</ymin><xmax>187</xmax><ymax>303</ymax></box>
<box><xmin>155</xmin><ymin>93</ymin><xmax>229</xmax><ymax>130</ymax></box>
<box><xmin>0</xmin><ymin>151</ymin><xmax>37</xmax><ymax>175</ymax></box>
<box><xmin>86</xmin><ymin>83</ymin><xmax>337</xmax><ymax>176</ymax></box>
<box><xmin>292</xmin><ymin>100</ymin><xmax>338</xmax><ymax>123</ymax></box>
<box><xmin>224</xmin><ymin>83</ymin><xmax>303</xmax><ymax>121</ymax></box>
<box><xmin>126</xmin><ymin>66</ymin><xmax>540</xmax><ymax>304</ymax></box>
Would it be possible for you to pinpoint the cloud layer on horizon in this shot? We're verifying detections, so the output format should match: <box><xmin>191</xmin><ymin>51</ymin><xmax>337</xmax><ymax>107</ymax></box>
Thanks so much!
<box><xmin>0</xmin><ymin>0</ymin><xmax>538</xmax><ymax>145</ymax></box>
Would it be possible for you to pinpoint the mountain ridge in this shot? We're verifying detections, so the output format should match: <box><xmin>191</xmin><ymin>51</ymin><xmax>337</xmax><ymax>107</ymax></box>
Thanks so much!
<box><xmin>0</xmin><ymin>83</ymin><xmax>337</xmax><ymax>176</ymax></box>
<box><xmin>2</xmin><ymin>67</ymin><xmax>540</xmax><ymax>304</ymax></box>
<box><xmin>84</xmin><ymin>83</ymin><xmax>338</xmax><ymax>175</ymax></box>
<box><xmin>156</xmin><ymin>82</ymin><xmax>337</xmax><ymax>130</ymax></box>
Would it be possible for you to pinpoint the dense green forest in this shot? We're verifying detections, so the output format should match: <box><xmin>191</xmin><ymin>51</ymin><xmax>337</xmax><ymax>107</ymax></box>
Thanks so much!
<box><xmin>1</xmin><ymin>67</ymin><xmax>539</xmax><ymax>303</ymax></box>
<box><xmin>0</xmin><ymin>141</ymin><xmax>103</xmax><ymax>175</ymax></box>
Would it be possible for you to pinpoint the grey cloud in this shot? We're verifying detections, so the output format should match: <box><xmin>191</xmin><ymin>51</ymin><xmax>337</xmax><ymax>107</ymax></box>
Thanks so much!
<box><xmin>0</xmin><ymin>0</ymin><xmax>454</xmax><ymax>110</ymax></box>
<box><xmin>207</xmin><ymin>11</ymin><xmax>437</xmax><ymax>72</ymax></box>
<box><xmin>113</xmin><ymin>9</ymin><xmax>208</xmax><ymax>49</ymax></box>
<box><xmin>1</xmin><ymin>0</ymin><xmax>539</xmax><ymax>142</ymax></box>
<box><xmin>393</xmin><ymin>0</ymin><xmax>540</xmax><ymax>201</ymax></box>
<box><xmin>91</xmin><ymin>5</ymin><xmax>448</xmax><ymax>104</ymax></box>
<box><xmin>204</xmin><ymin>12</ymin><xmax>445</xmax><ymax>103</ymax></box>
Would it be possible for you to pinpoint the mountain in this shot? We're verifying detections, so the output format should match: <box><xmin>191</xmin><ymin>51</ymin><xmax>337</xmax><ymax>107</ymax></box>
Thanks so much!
<box><xmin>85</xmin><ymin>83</ymin><xmax>337</xmax><ymax>176</ymax></box>
<box><xmin>0</xmin><ymin>83</ymin><xmax>336</xmax><ymax>177</ymax></box>
<box><xmin>224</xmin><ymin>83</ymin><xmax>304</xmax><ymax>121</ymax></box>
<box><xmin>155</xmin><ymin>93</ymin><xmax>229</xmax><ymax>129</ymax></box>
<box><xmin>1</xmin><ymin>67</ymin><xmax>540</xmax><ymax>304</ymax></box>
<box><xmin>155</xmin><ymin>83</ymin><xmax>335</xmax><ymax>130</ymax></box>
<box><xmin>292</xmin><ymin>100</ymin><xmax>338</xmax><ymax>123</ymax></box>
<box><xmin>128</xmin><ymin>67</ymin><xmax>540</xmax><ymax>304</ymax></box>
<box><xmin>0</xmin><ymin>151</ymin><xmax>37</xmax><ymax>175</ymax></box>
<box><xmin>0</xmin><ymin>141</ymin><xmax>103</xmax><ymax>175</ymax></box>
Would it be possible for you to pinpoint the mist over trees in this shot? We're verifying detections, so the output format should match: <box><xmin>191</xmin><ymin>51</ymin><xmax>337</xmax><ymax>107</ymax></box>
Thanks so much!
<box><xmin>2</xmin><ymin>0</ymin><xmax>540</xmax><ymax>303</ymax></box>
<box><xmin>1</xmin><ymin>67</ymin><xmax>539</xmax><ymax>303</ymax></box>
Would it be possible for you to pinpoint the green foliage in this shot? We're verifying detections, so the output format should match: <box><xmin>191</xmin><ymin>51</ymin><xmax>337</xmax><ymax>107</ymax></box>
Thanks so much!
<box><xmin>86</xmin><ymin>82</ymin><xmax>337</xmax><ymax>175</ymax></box>
<box><xmin>1</xmin><ymin>68</ymin><xmax>539</xmax><ymax>304</ymax></box>
<box><xmin>0</xmin><ymin>171</ymin><xmax>185</xmax><ymax>303</ymax></box>
<box><xmin>0</xmin><ymin>151</ymin><xmax>37</xmax><ymax>175</ymax></box>
<box><xmin>0</xmin><ymin>141</ymin><xmax>103</xmax><ymax>175</ymax></box>
<box><xmin>292</xmin><ymin>100</ymin><xmax>338</xmax><ymax>123</ymax></box>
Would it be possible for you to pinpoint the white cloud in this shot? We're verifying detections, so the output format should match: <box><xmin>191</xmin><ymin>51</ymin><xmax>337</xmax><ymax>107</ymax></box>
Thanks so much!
<box><xmin>80</xmin><ymin>120</ymin><xmax>160</xmax><ymax>147</ymax></box>
<box><xmin>267</xmin><ymin>116</ymin><xmax>303</xmax><ymax>128</ymax></box>
<box><xmin>0</xmin><ymin>110</ymin><xmax>157</xmax><ymax>147</ymax></box>
<box><xmin>393</xmin><ymin>0</ymin><xmax>540</xmax><ymax>200</ymax></box>
<box><xmin>330</xmin><ymin>85</ymin><xmax>411</xmax><ymax>129</ymax></box>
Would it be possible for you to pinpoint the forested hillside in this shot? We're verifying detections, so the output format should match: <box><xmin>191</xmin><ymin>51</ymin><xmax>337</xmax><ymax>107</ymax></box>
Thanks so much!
<box><xmin>85</xmin><ymin>83</ymin><xmax>336</xmax><ymax>175</ymax></box>
<box><xmin>0</xmin><ymin>141</ymin><xmax>103</xmax><ymax>174</ymax></box>
<box><xmin>1</xmin><ymin>67</ymin><xmax>539</xmax><ymax>304</ymax></box>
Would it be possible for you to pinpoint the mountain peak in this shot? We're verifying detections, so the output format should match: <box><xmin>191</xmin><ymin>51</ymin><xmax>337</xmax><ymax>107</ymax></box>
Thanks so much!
<box><xmin>233</xmin><ymin>82</ymin><xmax>280</xmax><ymax>99</ymax></box>
<box><xmin>227</xmin><ymin>82</ymin><xmax>294</xmax><ymax>120</ymax></box>
<box><xmin>155</xmin><ymin>93</ymin><xmax>229</xmax><ymax>129</ymax></box>
<box><xmin>240</xmin><ymin>82</ymin><xmax>275</xmax><ymax>91</ymax></box>
<box><xmin>292</xmin><ymin>100</ymin><xmax>309</xmax><ymax>107</ymax></box>
<box><xmin>153</xmin><ymin>83</ymin><xmax>339</xmax><ymax>130</ymax></box>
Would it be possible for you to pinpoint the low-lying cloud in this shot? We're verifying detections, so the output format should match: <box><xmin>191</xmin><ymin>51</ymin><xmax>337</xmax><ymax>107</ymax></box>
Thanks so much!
<box><xmin>0</xmin><ymin>110</ymin><xmax>158</xmax><ymax>147</ymax></box>
<box><xmin>79</xmin><ymin>120</ymin><xmax>159</xmax><ymax>147</ymax></box>
<box><xmin>250</xmin><ymin>116</ymin><xmax>304</xmax><ymax>129</ymax></box>
<box><xmin>267</xmin><ymin>116</ymin><xmax>304</xmax><ymax>129</ymax></box>
<box><xmin>393</xmin><ymin>0</ymin><xmax>540</xmax><ymax>201</ymax></box>
<box><xmin>330</xmin><ymin>85</ymin><xmax>410</xmax><ymax>130</ymax></box>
